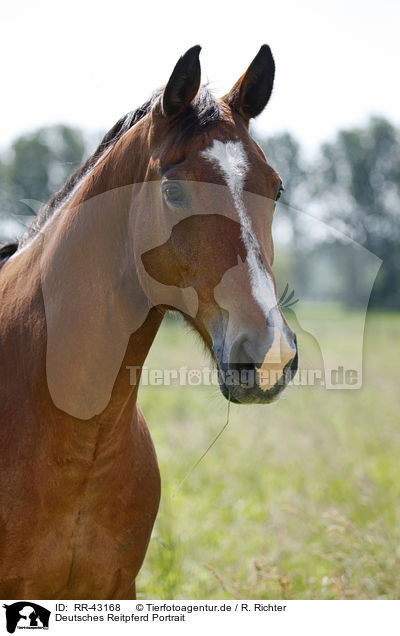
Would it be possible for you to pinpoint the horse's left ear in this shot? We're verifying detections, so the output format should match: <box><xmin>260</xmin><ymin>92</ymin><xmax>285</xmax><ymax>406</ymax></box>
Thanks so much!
<box><xmin>162</xmin><ymin>45</ymin><xmax>202</xmax><ymax>118</ymax></box>
<box><xmin>224</xmin><ymin>45</ymin><xmax>275</xmax><ymax>123</ymax></box>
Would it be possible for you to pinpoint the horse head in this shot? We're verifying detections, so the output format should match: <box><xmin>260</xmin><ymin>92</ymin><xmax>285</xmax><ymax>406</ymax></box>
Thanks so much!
<box><xmin>135</xmin><ymin>45</ymin><xmax>298</xmax><ymax>403</ymax></box>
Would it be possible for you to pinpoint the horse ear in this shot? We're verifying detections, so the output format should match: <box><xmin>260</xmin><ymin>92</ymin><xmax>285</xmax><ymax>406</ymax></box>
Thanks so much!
<box><xmin>224</xmin><ymin>45</ymin><xmax>275</xmax><ymax>123</ymax></box>
<box><xmin>162</xmin><ymin>45</ymin><xmax>201</xmax><ymax>118</ymax></box>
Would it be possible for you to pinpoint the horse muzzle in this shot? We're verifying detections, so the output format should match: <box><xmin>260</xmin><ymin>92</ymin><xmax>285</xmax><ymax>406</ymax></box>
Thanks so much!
<box><xmin>214</xmin><ymin>329</ymin><xmax>298</xmax><ymax>405</ymax></box>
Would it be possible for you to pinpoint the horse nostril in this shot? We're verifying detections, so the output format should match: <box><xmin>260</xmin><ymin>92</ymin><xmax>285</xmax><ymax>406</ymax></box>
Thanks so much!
<box><xmin>230</xmin><ymin>337</ymin><xmax>257</xmax><ymax>367</ymax></box>
<box><xmin>230</xmin><ymin>332</ymin><xmax>298</xmax><ymax>370</ymax></box>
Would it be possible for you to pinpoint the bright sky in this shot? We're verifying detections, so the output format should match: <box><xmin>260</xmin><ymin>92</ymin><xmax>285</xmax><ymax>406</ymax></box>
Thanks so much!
<box><xmin>1</xmin><ymin>0</ymin><xmax>399</xmax><ymax>153</ymax></box>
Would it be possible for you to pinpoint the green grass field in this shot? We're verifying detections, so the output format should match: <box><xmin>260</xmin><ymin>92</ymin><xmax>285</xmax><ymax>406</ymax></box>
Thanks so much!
<box><xmin>136</xmin><ymin>308</ymin><xmax>400</xmax><ymax>599</ymax></box>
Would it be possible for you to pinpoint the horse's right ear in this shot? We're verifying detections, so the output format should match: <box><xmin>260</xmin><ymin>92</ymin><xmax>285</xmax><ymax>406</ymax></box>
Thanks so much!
<box><xmin>162</xmin><ymin>45</ymin><xmax>201</xmax><ymax>118</ymax></box>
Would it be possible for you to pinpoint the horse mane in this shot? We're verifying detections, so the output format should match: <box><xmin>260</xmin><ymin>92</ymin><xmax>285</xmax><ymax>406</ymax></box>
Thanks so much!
<box><xmin>11</xmin><ymin>86</ymin><xmax>221</xmax><ymax>251</ymax></box>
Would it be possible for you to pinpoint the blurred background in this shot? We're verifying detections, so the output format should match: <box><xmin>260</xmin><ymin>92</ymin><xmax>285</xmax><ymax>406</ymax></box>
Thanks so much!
<box><xmin>1</xmin><ymin>0</ymin><xmax>399</xmax><ymax>599</ymax></box>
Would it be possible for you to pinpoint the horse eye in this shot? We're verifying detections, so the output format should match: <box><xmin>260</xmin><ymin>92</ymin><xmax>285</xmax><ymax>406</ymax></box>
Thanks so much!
<box><xmin>162</xmin><ymin>182</ymin><xmax>186</xmax><ymax>206</ymax></box>
<box><xmin>275</xmin><ymin>184</ymin><xmax>284</xmax><ymax>202</ymax></box>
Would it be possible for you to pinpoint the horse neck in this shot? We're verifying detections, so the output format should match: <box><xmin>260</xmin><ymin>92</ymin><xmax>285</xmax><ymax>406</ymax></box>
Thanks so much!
<box><xmin>0</xmin><ymin>128</ymin><xmax>164</xmax><ymax>424</ymax></box>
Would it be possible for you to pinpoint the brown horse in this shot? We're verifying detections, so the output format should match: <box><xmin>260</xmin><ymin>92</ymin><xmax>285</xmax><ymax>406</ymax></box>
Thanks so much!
<box><xmin>0</xmin><ymin>45</ymin><xmax>297</xmax><ymax>599</ymax></box>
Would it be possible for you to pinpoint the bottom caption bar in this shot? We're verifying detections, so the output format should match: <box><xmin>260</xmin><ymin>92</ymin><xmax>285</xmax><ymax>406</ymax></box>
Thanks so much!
<box><xmin>1</xmin><ymin>600</ymin><xmax>398</xmax><ymax>634</ymax></box>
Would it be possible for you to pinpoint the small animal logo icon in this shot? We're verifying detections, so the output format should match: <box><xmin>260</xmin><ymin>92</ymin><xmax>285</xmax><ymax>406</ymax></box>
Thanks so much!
<box><xmin>2</xmin><ymin>602</ymin><xmax>51</xmax><ymax>633</ymax></box>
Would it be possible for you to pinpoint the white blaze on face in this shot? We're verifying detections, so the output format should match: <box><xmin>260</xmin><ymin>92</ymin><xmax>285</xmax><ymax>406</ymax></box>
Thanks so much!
<box><xmin>201</xmin><ymin>139</ymin><xmax>295</xmax><ymax>385</ymax></box>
